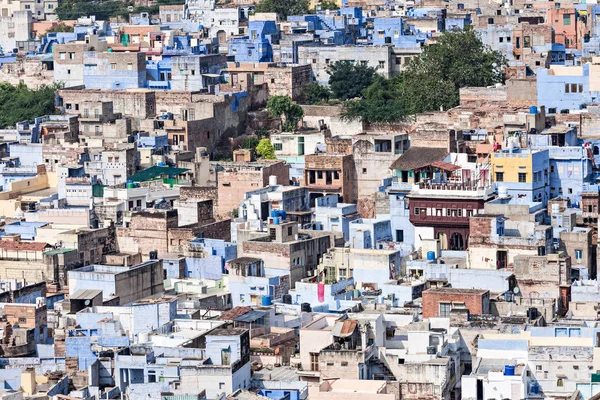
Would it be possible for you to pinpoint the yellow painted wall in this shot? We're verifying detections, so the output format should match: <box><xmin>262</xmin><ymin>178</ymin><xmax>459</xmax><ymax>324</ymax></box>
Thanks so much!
<box><xmin>491</xmin><ymin>153</ymin><xmax>533</xmax><ymax>183</ymax></box>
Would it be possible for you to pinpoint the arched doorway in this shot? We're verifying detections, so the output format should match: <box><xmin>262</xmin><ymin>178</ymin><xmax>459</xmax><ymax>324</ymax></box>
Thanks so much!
<box><xmin>450</xmin><ymin>232</ymin><xmax>464</xmax><ymax>250</ymax></box>
<box><xmin>217</xmin><ymin>30</ymin><xmax>227</xmax><ymax>44</ymax></box>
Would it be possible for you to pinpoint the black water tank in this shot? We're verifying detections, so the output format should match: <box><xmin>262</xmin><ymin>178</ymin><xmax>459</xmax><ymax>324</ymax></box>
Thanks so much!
<box><xmin>283</xmin><ymin>294</ymin><xmax>292</xmax><ymax>304</ymax></box>
<box><xmin>301</xmin><ymin>303</ymin><xmax>312</xmax><ymax>312</ymax></box>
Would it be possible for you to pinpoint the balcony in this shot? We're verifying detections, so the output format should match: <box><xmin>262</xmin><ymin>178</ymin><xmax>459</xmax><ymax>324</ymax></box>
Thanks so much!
<box><xmin>411</xmin><ymin>182</ymin><xmax>495</xmax><ymax>199</ymax></box>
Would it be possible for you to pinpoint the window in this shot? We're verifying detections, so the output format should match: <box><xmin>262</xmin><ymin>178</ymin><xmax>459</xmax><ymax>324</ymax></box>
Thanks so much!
<box><xmin>524</xmin><ymin>35</ymin><xmax>531</xmax><ymax>48</ymax></box>
<box><xmin>414</xmin><ymin>208</ymin><xmax>420</xmax><ymax>215</ymax></box>
<box><xmin>563</xmin><ymin>14</ymin><xmax>571</xmax><ymax>25</ymax></box>
<box><xmin>575</xmin><ymin>249</ymin><xmax>583</xmax><ymax>260</ymax></box>
<box><xmin>396</xmin><ymin>229</ymin><xmax>404</xmax><ymax>242</ymax></box>
<box><xmin>127</xmin><ymin>63</ymin><xmax>133</xmax><ymax>70</ymax></box>
<box><xmin>518</xmin><ymin>173</ymin><xmax>527</xmax><ymax>183</ymax></box>
<box><xmin>557</xmin><ymin>378</ymin><xmax>564</xmax><ymax>387</ymax></box>
<box><xmin>273</xmin><ymin>143</ymin><xmax>282</xmax><ymax>151</ymax></box>
<box><xmin>341</xmin><ymin>361</ymin><xmax>348</xmax><ymax>366</ymax></box>
<box><xmin>69</xmin><ymin>52</ymin><xmax>75</xmax><ymax>60</ymax></box>
<box><xmin>550</xmin><ymin>165</ymin><xmax>555</xmax><ymax>173</ymax></box>
<box><xmin>362</xmin><ymin>168</ymin><xmax>367</xmax><ymax>174</ymax></box>
<box><xmin>439</xmin><ymin>302</ymin><xmax>451</xmax><ymax>318</ymax></box>
<box><xmin>496</xmin><ymin>172</ymin><xmax>504</xmax><ymax>182</ymax></box>
<box><xmin>310</xmin><ymin>353</ymin><xmax>319</xmax><ymax>371</ymax></box>
<box><xmin>536</xmin><ymin>365</ymin><xmax>542</xmax><ymax>371</ymax></box>
<box><xmin>378</xmin><ymin>61</ymin><xmax>385</xmax><ymax>69</ymax></box>
<box><xmin>499</xmin><ymin>37</ymin><xmax>504</xmax><ymax>43</ymax></box>
<box><xmin>18</xmin><ymin>317</ymin><xmax>26</xmax><ymax>323</ymax></box>
<box><xmin>219</xmin><ymin>383</ymin><xmax>226</xmax><ymax>389</ymax></box>
<box><xmin>110</xmin><ymin>63</ymin><xmax>117</xmax><ymax>70</ymax></box>
<box><xmin>59</xmin><ymin>52</ymin><xmax>66</xmax><ymax>60</ymax></box>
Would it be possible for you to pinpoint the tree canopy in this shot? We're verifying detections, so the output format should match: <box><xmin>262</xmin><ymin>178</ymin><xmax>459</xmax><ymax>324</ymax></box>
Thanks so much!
<box><xmin>303</xmin><ymin>83</ymin><xmax>331</xmax><ymax>105</ymax></box>
<box><xmin>327</xmin><ymin>61</ymin><xmax>377</xmax><ymax>101</ymax></box>
<box><xmin>266</xmin><ymin>95</ymin><xmax>304</xmax><ymax>131</ymax></box>
<box><xmin>342</xmin><ymin>27</ymin><xmax>506</xmax><ymax>123</ymax></box>
<box><xmin>256</xmin><ymin>139</ymin><xmax>277</xmax><ymax>160</ymax></box>
<box><xmin>0</xmin><ymin>83</ymin><xmax>58</xmax><ymax>129</ymax></box>
<box><xmin>254</xmin><ymin>0</ymin><xmax>309</xmax><ymax>20</ymax></box>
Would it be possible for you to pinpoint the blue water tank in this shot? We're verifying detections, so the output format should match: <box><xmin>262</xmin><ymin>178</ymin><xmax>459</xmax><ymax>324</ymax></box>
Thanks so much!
<box><xmin>427</xmin><ymin>251</ymin><xmax>436</xmax><ymax>261</ymax></box>
<box><xmin>280</xmin><ymin>210</ymin><xmax>287</xmax><ymax>220</ymax></box>
<box><xmin>126</xmin><ymin>180</ymin><xmax>133</xmax><ymax>184</ymax></box>
<box><xmin>273</xmin><ymin>216</ymin><xmax>280</xmax><ymax>225</ymax></box>
<box><xmin>261</xmin><ymin>296</ymin><xmax>272</xmax><ymax>306</ymax></box>
<box><xmin>157</xmin><ymin>162</ymin><xmax>166</xmax><ymax>167</ymax></box>
<box><xmin>270</xmin><ymin>210</ymin><xmax>277</xmax><ymax>218</ymax></box>
<box><xmin>504</xmin><ymin>365</ymin><xmax>515</xmax><ymax>376</ymax></box>
<box><xmin>530</xmin><ymin>106</ymin><xmax>538</xmax><ymax>114</ymax></box>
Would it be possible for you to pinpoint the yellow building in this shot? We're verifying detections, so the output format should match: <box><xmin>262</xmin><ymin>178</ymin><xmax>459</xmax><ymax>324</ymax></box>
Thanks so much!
<box><xmin>491</xmin><ymin>148</ymin><xmax>549</xmax><ymax>204</ymax></box>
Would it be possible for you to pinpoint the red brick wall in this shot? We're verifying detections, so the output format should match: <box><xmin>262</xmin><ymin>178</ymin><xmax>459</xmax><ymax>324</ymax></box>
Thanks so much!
<box><xmin>422</xmin><ymin>290</ymin><xmax>488</xmax><ymax>318</ymax></box>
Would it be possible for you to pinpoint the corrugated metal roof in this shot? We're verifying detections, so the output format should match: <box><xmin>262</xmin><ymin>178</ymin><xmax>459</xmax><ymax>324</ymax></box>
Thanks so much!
<box><xmin>70</xmin><ymin>289</ymin><xmax>102</xmax><ymax>300</ymax></box>
<box><xmin>234</xmin><ymin>310</ymin><xmax>268</xmax><ymax>323</ymax></box>
<box><xmin>331</xmin><ymin>320</ymin><xmax>357</xmax><ymax>338</ymax></box>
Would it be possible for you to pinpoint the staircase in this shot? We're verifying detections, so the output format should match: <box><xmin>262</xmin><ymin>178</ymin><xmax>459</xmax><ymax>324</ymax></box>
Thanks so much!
<box><xmin>368</xmin><ymin>356</ymin><xmax>395</xmax><ymax>381</ymax></box>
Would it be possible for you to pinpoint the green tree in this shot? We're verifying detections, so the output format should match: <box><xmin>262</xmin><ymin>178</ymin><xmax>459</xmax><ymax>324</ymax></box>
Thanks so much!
<box><xmin>266</xmin><ymin>95</ymin><xmax>304</xmax><ymax>131</ymax></box>
<box><xmin>314</xmin><ymin>0</ymin><xmax>339</xmax><ymax>10</ymax></box>
<box><xmin>342</xmin><ymin>27</ymin><xmax>506</xmax><ymax>123</ymax></box>
<box><xmin>255</xmin><ymin>0</ymin><xmax>309</xmax><ymax>20</ymax></box>
<box><xmin>342</xmin><ymin>75</ymin><xmax>408</xmax><ymax>123</ymax></box>
<box><xmin>303</xmin><ymin>83</ymin><xmax>331</xmax><ymax>105</ymax></box>
<box><xmin>401</xmin><ymin>26</ymin><xmax>506</xmax><ymax>113</ymax></box>
<box><xmin>0</xmin><ymin>83</ymin><xmax>58</xmax><ymax>128</ymax></box>
<box><xmin>327</xmin><ymin>61</ymin><xmax>377</xmax><ymax>100</ymax></box>
<box><xmin>241</xmin><ymin>136</ymin><xmax>260</xmax><ymax>149</ymax></box>
<box><xmin>256</xmin><ymin>138</ymin><xmax>277</xmax><ymax>160</ymax></box>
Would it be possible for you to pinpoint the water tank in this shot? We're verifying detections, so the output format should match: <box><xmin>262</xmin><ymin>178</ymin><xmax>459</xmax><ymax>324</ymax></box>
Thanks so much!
<box><xmin>273</xmin><ymin>216</ymin><xmax>280</xmax><ymax>225</ymax></box>
<box><xmin>261</xmin><ymin>295</ymin><xmax>272</xmax><ymax>306</ymax></box>
<box><xmin>157</xmin><ymin>162</ymin><xmax>166</xmax><ymax>167</ymax></box>
<box><xmin>427</xmin><ymin>251</ymin><xmax>436</xmax><ymax>261</ymax></box>
<box><xmin>139</xmin><ymin>332</ymin><xmax>149</xmax><ymax>343</ymax></box>
<box><xmin>301</xmin><ymin>302</ymin><xmax>312</xmax><ymax>312</ymax></box>
<box><xmin>529</xmin><ymin>106</ymin><xmax>538</xmax><ymax>115</ymax></box>
<box><xmin>127</xmin><ymin>182</ymin><xmax>135</xmax><ymax>188</ymax></box>
<box><xmin>269</xmin><ymin>175</ymin><xmax>278</xmax><ymax>186</ymax></box>
<box><xmin>530</xmin><ymin>383</ymin><xmax>540</xmax><ymax>395</ymax></box>
<box><xmin>282</xmin><ymin>294</ymin><xmax>292</xmax><ymax>304</ymax></box>
<box><xmin>270</xmin><ymin>209</ymin><xmax>278</xmax><ymax>218</ymax></box>
<box><xmin>504</xmin><ymin>365</ymin><xmax>515</xmax><ymax>376</ymax></box>
<box><xmin>498</xmin><ymin>186</ymin><xmax>508</xmax><ymax>199</ymax></box>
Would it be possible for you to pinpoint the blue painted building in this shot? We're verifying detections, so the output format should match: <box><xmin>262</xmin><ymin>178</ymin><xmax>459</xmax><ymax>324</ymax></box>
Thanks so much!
<box><xmin>4</xmin><ymin>221</ymin><xmax>49</xmax><ymax>240</ymax></box>
<box><xmin>548</xmin><ymin>146</ymin><xmax>594</xmax><ymax>203</ymax></box>
<box><xmin>536</xmin><ymin>64</ymin><xmax>598</xmax><ymax>112</ymax></box>
<box><xmin>229</xmin><ymin>20</ymin><xmax>278</xmax><ymax>62</ymax></box>
<box><xmin>185</xmin><ymin>238</ymin><xmax>237</xmax><ymax>279</ymax></box>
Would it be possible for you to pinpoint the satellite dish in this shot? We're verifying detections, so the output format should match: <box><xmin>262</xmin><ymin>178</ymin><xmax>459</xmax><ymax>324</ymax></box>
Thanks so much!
<box><xmin>513</xmin><ymin>287</ymin><xmax>521</xmax><ymax>294</ymax></box>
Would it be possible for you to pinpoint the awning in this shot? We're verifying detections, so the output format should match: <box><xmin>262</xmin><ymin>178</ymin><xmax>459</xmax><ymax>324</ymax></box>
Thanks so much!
<box><xmin>202</xmin><ymin>73</ymin><xmax>221</xmax><ymax>78</ymax></box>
<box><xmin>331</xmin><ymin>320</ymin><xmax>358</xmax><ymax>338</ymax></box>
<box><xmin>431</xmin><ymin>161</ymin><xmax>461</xmax><ymax>172</ymax></box>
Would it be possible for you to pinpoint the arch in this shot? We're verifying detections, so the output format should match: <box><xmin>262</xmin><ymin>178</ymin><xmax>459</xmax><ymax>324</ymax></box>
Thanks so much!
<box><xmin>217</xmin><ymin>30</ymin><xmax>227</xmax><ymax>44</ymax></box>
<box><xmin>450</xmin><ymin>232</ymin><xmax>464</xmax><ymax>251</ymax></box>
